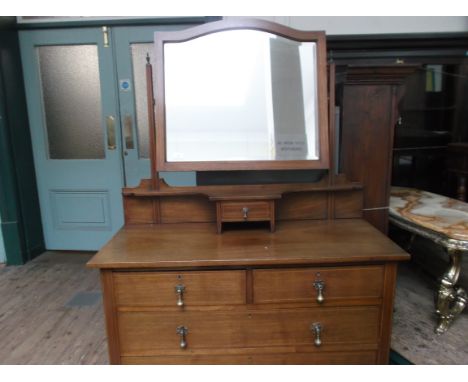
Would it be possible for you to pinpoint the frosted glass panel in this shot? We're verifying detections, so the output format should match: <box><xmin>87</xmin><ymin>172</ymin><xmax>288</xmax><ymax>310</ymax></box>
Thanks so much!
<box><xmin>131</xmin><ymin>43</ymin><xmax>153</xmax><ymax>159</ymax></box>
<box><xmin>37</xmin><ymin>45</ymin><xmax>104</xmax><ymax>159</ymax></box>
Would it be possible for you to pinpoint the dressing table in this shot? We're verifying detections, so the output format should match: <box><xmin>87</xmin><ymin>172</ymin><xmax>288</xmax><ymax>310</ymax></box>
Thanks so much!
<box><xmin>87</xmin><ymin>19</ymin><xmax>409</xmax><ymax>364</ymax></box>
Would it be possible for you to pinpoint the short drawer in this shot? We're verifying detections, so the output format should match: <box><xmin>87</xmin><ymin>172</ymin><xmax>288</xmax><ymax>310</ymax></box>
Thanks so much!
<box><xmin>118</xmin><ymin>306</ymin><xmax>380</xmax><ymax>356</ymax></box>
<box><xmin>113</xmin><ymin>270</ymin><xmax>246</xmax><ymax>307</ymax></box>
<box><xmin>253</xmin><ymin>266</ymin><xmax>384</xmax><ymax>304</ymax></box>
<box><xmin>220</xmin><ymin>200</ymin><xmax>272</xmax><ymax>222</ymax></box>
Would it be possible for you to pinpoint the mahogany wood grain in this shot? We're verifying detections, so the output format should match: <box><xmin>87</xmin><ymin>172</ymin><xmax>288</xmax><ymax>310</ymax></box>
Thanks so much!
<box><xmin>124</xmin><ymin>190</ymin><xmax>364</xmax><ymax>226</ymax></box>
<box><xmin>121</xmin><ymin>351</ymin><xmax>378</xmax><ymax>365</ymax></box>
<box><xmin>364</xmin><ymin>209</ymin><xmax>389</xmax><ymax>234</ymax></box>
<box><xmin>219</xmin><ymin>201</ymin><xmax>271</xmax><ymax>222</ymax></box>
<box><xmin>159</xmin><ymin>196</ymin><xmax>215</xmax><ymax>223</ymax></box>
<box><xmin>246</xmin><ymin>269</ymin><xmax>254</xmax><ymax>304</ymax></box>
<box><xmin>377</xmin><ymin>262</ymin><xmax>398</xmax><ymax>364</ymax></box>
<box><xmin>253</xmin><ymin>266</ymin><xmax>384</xmax><ymax>304</ymax></box>
<box><xmin>117</xmin><ymin>306</ymin><xmax>380</xmax><ymax>356</ymax></box>
<box><xmin>87</xmin><ymin>220</ymin><xmax>409</xmax><ymax>269</ymax></box>
<box><xmin>216</xmin><ymin>202</ymin><xmax>222</xmax><ymax>233</ymax></box>
<box><xmin>145</xmin><ymin>58</ymin><xmax>159</xmax><ymax>190</ymax></box>
<box><xmin>100</xmin><ymin>270</ymin><xmax>121</xmax><ymax>364</ymax></box>
<box><xmin>123</xmin><ymin>197</ymin><xmax>156</xmax><ymax>224</ymax></box>
<box><xmin>327</xmin><ymin>62</ymin><xmax>337</xmax><ymax>187</ymax></box>
<box><xmin>277</xmin><ymin>192</ymin><xmax>328</xmax><ymax>221</ymax></box>
<box><xmin>218</xmin><ymin>200</ymin><xmax>275</xmax><ymax>232</ymax></box>
<box><xmin>333</xmin><ymin>190</ymin><xmax>364</xmax><ymax>219</ymax></box>
<box><xmin>122</xmin><ymin>177</ymin><xmax>363</xmax><ymax>198</ymax></box>
<box><xmin>270</xmin><ymin>202</ymin><xmax>276</xmax><ymax>232</ymax></box>
<box><xmin>340</xmin><ymin>66</ymin><xmax>416</xmax><ymax>233</ymax></box>
<box><xmin>113</xmin><ymin>270</ymin><xmax>246</xmax><ymax>307</ymax></box>
<box><xmin>341</xmin><ymin>85</ymin><xmax>394</xmax><ymax>218</ymax></box>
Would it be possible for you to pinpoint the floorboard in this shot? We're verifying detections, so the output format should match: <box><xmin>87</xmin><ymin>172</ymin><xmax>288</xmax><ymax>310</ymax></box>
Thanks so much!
<box><xmin>0</xmin><ymin>252</ymin><xmax>107</xmax><ymax>364</ymax></box>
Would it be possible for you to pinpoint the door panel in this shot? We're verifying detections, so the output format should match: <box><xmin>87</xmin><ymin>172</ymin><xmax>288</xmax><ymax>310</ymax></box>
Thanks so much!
<box><xmin>112</xmin><ymin>26</ymin><xmax>196</xmax><ymax>187</ymax></box>
<box><xmin>19</xmin><ymin>28</ymin><xmax>124</xmax><ymax>250</ymax></box>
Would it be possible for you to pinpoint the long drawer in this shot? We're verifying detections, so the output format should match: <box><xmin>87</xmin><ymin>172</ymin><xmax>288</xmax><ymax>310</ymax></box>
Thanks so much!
<box><xmin>253</xmin><ymin>266</ymin><xmax>384</xmax><ymax>304</ymax></box>
<box><xmin>113</xmin><ymin>270</ymin><xmax>246</xmax><ymax>307</ymax></box>
<box><xmin>121</xmin><ymin>351</ymin><xmax>378</xmax><ymax>365</ymax></box>
<box><xmin>118</xmin><ymin>306</ymin><xmax>380</xmax><ymax>356</ymax></box>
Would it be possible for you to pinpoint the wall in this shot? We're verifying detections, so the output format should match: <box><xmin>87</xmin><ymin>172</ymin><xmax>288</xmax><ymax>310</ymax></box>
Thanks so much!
<box><xmin>0</xmin><ymin>28</ymin><xmax>45</xmax><ymax>265</ymax></box>
<box><xmin>241</xmin><ymin>16</ymin><xmax>468</xmax><ymax>35</ymax></box>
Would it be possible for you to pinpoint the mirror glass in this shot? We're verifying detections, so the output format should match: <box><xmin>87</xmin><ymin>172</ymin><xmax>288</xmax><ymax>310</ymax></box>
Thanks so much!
<box><xmin>163</xmin><ymin>29</ymin><xmax>319</xmax><ymax>162</ymax></box>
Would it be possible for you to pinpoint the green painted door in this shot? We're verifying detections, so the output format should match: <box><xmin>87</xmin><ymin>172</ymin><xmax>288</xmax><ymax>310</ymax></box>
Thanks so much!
<box><xmin>19</xmin><ymin>28</ymin><xmax>125</xmax><ymax>250</ymax></box>
<box><xmin>19</xmin><ymin>25</ymin><xmax>199</xmax><ymax>250</ymax></box>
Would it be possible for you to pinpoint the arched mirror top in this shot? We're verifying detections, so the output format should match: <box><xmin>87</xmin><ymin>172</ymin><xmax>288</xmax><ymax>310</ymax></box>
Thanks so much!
<box><xmin>153</xmin><ymin>18</ymin><xmax>329</xmax><ymax>171</ymax></box>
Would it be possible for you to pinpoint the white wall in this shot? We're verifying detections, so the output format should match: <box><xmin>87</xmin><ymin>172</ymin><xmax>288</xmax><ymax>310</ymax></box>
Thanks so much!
<box><xmin>0</xmin><ymin>214</ymin><xmax>5</xmax><ymax>263</ymax></box>
<box><xmin>233</xmin><ymin>16</ymin><xmax>468</xmax><ymax>35</ymax></box>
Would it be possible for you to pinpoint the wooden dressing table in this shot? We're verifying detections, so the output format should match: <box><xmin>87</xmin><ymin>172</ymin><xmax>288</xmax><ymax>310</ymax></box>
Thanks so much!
<box><xmin>87</xmin><ymin>19</ymin><xmax>409</xmax><ymax>364</ymax></box>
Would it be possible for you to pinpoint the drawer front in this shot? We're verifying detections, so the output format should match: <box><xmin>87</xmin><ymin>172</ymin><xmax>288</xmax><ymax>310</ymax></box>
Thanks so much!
<box><xmin>114</xmin><ymin>270</ymin><xmax>246</xmax><ymax>307</ymax></box>
<box><xmin>118</xmin><ymin>306</ymin><xmax>380</xmax><ymax>356</ymax></box>
<box><xmin>253</xmin><ymin>266</ymin><xmax>384</xmax><ymax>304</ymax></box>
<box><xmin>220</xmin><ymin>201</ymin><xmax>271</xmax><ymax>222</ymax></box>
<box><xmin>121</xmin><ymin>351</ymin><xmax>377</xmax><ymax>364</ymax></box>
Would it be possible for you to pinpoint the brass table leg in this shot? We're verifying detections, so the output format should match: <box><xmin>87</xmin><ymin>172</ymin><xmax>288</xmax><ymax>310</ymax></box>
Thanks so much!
<box><xmin>435</xmin><ymin>248</ymin><xmax>468</xmax><ymax>334</ymax></box>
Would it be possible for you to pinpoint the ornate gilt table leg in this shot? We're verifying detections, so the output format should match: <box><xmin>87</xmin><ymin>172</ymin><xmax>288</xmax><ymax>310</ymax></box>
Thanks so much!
<box><xmin>435</xmin><ymin>248</ymin><xmax>468</xmax><ymax>334</ymax></box>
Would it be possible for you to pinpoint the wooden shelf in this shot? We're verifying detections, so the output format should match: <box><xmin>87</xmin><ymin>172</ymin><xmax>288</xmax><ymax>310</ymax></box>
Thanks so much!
<box><xmin>122</xmin><ymin>178</ymin><xmax>363</xmax><ymax>198</ymax></box>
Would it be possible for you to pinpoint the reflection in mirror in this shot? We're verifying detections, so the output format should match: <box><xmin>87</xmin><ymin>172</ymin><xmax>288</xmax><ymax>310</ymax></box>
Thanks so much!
<box><xmin>164</xmin><ymin>30</ymin><xmax>318</xmax><ymax>163</ymax></box>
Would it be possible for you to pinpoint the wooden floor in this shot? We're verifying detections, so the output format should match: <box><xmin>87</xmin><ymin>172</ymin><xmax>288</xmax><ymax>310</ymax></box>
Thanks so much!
<box><xmin>0</xmin><ymin>252</ymin><xmax>108</xmax><ymax>364</ymax></box>
<box><xmin>0</xmin><ymin>250</ymin><xmax>466</xmax><ymax>364</ymax></box>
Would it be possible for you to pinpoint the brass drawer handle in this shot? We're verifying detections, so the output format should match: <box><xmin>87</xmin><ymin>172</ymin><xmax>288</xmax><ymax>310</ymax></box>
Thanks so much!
<box><xmin>242</xmin><ymin>207</ymin><xmax>249</xmax><ymax>220</ymax></box>
<box><xmin>175</xmin><ymin>284</ymin><xmax>185</xmax><ymax>307</ymax></box>
<box><xmin>313</xmin><ymin>280</ymin><xmax>325</xmax><ymax>304</ymax></box>
<box><xmin>311</xmin><ymin>322</ymin><xmax>322</xmax><ymax>347</ymax></box>
<box><xmin>176</xmin><ymin>326</ymin><xmax>188</xmax><ymax>349</ymax></box>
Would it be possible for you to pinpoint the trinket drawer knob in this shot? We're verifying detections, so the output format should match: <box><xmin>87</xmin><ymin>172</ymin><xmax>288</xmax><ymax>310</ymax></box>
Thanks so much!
<box><xmin>242</xmin><ymin>207</ymin><xmax>249</xmax><ymax>220</ymax></box>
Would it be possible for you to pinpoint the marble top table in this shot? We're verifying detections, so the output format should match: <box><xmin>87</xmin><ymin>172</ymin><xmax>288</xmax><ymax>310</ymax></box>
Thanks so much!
<box><xmin>389</xmin><ymin>187</ymin><xmax>468</xmax><ymax>334</ymax></box>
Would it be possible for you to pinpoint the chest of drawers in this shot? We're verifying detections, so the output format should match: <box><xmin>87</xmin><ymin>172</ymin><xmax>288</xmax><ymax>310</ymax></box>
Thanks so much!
<box><xmin>88</xmin><ymin>219</ymin><xmax>408</xmax><ymax>364</ymax></box>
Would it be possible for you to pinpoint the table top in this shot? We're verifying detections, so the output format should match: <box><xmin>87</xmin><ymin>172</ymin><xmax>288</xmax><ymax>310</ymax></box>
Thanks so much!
<box><xmin>390</xmin><ymin>187</ymin><xmax>468</xmax><ymax>242</ymax></box>
<box><xmin>87</xmin><ymin>219</ymin><xmax>408</xmax><ymax>269</ymax></box>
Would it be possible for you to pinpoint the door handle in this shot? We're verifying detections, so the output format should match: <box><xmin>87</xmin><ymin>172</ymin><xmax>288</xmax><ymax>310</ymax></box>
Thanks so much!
<box><xmin>106</xmin><ymin>116</ymin><xmax>116</xmax><ymax>150</ymax></box>
<box><xmin>123</xmin><ymin>114</ymin><xmax>135</xmax><ymax>149</ymax></box>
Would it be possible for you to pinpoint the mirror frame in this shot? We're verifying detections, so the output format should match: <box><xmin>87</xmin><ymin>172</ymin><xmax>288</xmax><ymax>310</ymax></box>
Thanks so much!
<box><xmin>154</xmin><ymin>18</ymin><xmax>329</xmax><ymax>171</ymax></box>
